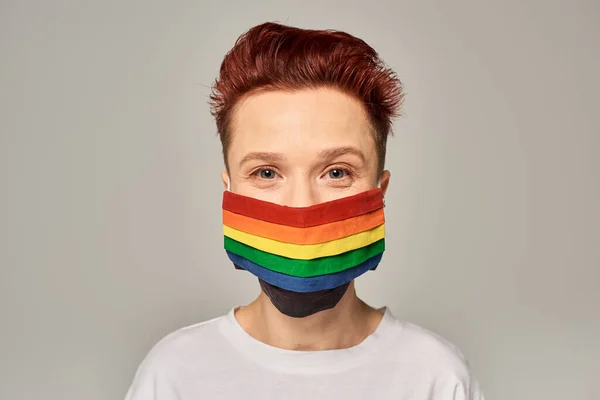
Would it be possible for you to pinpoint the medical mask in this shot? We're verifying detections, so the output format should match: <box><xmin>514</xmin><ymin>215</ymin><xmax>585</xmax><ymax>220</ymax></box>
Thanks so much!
<box><xmin>222</xmin><ymin>184</ymin><xmax>385</xmax><ymax>317</ymax></box>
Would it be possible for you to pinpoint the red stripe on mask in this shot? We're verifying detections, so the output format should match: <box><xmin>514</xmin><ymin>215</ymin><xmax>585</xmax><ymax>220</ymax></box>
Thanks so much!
<box><xmin>222</xmin><ymin>188</ymin><xmax>384</xmax><ymax>227</ymax></box>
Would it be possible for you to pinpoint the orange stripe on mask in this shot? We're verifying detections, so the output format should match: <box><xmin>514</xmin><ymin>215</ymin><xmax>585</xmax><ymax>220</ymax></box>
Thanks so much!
<box><xmin>223</xmin><ymin>208</ymin><xmax>385</xmax><ymax>245</ymax></box>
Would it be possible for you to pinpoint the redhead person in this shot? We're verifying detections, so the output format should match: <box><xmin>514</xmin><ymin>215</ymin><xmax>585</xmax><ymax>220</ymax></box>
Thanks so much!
<box><xmin>125</xmin><ymin>22</ymin><xmax>485</xmax><ymax>399</ymax></box>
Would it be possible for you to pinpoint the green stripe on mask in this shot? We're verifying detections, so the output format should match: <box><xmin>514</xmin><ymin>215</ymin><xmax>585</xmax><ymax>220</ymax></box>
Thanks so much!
<box><xmin>224</xmin><ymin>237</ymin><xmax>385</xmax><ymax>278</ymax></box>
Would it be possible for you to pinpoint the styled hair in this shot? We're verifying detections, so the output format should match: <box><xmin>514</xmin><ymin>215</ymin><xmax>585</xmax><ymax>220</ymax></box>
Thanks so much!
<box><xmin>210</xmin><ymin>22</ymin><xmax>404</xmax><ymax>173</ymax></box>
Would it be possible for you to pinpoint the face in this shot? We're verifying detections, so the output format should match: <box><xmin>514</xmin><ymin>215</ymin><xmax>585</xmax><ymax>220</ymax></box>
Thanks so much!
<box><xmin>222</xmin><ymin>88</ymin><xmax>390</xmax><ymax>206</ymax></box>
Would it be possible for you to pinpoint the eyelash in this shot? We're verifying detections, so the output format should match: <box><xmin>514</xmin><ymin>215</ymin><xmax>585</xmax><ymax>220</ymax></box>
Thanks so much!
<box><xmin>326</xmin><ymin>166</ymin><xmax>354</xmax><ymax>179</ymax></box>
<box><xmin>250</xmin><ymin>165</ymin><xmax>354</xmax><ymax>180</ymax></box>
<box><xmin>250</xmin><ymin>166</ymin><xmax>281</xmax><ymax>179</ymax></box>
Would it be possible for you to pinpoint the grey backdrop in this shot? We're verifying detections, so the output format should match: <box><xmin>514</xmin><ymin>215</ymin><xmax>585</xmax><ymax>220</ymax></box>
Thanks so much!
<box><xmin>1</xmin><ymin>1</ymin><xmax>599</xmax><ymax>399</ymax></box>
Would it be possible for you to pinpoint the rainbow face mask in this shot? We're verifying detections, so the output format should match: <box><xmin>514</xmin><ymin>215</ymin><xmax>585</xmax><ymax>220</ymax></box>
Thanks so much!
<box><xmin>222</xmin><ymin>189</ymin><xmax>385</xmax><ymax>293</ymax></box>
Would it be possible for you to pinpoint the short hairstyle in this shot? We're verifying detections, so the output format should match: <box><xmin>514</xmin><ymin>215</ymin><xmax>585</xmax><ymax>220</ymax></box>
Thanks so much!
<box><xmin>210</xmin><ymin>22</ymin><xmax>404</xmax><ymax>174</ymax></box>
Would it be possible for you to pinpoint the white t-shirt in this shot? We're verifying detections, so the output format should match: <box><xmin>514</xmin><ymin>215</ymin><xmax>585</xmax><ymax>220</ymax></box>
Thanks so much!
<box><xmin>125</xmin><ymin>307</ymin><xmax>485</xmax><ymax>399</ymax></box>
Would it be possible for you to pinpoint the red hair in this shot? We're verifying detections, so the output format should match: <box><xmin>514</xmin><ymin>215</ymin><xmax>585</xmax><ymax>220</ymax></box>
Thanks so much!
<box><xmin>210</xmin><ymin>22</ymin><xmax>404</xmax><ymax>173</ymax></box>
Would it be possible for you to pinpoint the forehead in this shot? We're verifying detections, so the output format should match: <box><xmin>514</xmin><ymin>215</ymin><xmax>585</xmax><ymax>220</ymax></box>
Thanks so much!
<box><xmin>228</xmin><ymin>88</ymin><xmax>376</xmax><ymax>163</ymax></box>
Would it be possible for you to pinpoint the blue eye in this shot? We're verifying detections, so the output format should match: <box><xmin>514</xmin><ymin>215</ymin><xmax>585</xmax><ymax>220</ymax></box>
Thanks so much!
<box><xmin>259</xmin><ymin>169</ymin><xmax>276</xmax><ymax>179</ymax></box>
<box><xmin>328</xmin><ymin>169</ymin><xmax>346</xmax><ymax>179</ymax></box>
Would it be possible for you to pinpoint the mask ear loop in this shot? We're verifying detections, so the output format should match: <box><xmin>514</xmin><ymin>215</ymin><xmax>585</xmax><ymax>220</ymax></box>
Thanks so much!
<box><xmin>226</xmin><ymin>177</ymin><xmax>231</xmax><ymax>192</ymax></box>
<box><xmin>377</xmin><ymin>177</ymin><xmax>385</xmax><ymax>207</ymax></box>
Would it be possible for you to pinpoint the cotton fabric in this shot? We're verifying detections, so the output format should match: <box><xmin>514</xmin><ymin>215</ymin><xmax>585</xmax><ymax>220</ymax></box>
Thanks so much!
<box><xmin>124</xmin><ymin>307</ymin><xmax>485</xmax><ymax>400</ymax></box>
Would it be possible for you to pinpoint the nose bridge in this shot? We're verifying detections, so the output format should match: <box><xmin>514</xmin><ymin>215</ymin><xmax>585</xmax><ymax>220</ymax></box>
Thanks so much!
<box><xmin>283</xmin><ymin>175</ymin><xmax>318</xmax><ymax>208</ymax></box>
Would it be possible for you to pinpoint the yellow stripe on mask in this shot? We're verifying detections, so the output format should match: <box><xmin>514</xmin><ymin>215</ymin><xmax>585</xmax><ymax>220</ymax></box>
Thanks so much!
<box><xmin>223</xmin><ymin>224</ymin><xmax>385</xmax><ymax>260</ymax></box>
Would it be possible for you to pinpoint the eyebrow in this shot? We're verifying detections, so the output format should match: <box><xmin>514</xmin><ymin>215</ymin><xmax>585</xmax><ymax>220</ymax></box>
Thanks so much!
<box><xmin>239</xmin><ymin>152</ymin><xmax>286</xmax><ymax>168</ymax></box>
<box><xmin>318</xmin><ymin>146</ymin><xmax>367</xmax><ymax>164</ymax></box>
<box><xmin>238</xmin><ymin>146</ymin><xmax>366</xmax><ymax>168</ymax></box>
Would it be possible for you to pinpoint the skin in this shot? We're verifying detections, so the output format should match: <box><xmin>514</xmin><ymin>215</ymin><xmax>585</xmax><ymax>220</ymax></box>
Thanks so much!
<box><xmin>221</xmin><ymin>87</ymin><xmax>391</xmax><ymax>351</ymax></box>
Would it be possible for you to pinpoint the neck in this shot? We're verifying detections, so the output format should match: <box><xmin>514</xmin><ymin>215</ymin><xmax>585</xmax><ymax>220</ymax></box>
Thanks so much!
<box><xmin>234</xmin><ymin>281</ymin><xmax>384</xmax><ymax>351</ymax></box>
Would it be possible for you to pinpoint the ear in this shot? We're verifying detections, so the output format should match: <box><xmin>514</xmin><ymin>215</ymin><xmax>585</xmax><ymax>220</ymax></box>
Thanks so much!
<box><xmin>221</xmin><ymin>170</ymin><xmax>230</xmax><ymax>190</ymax></box>
<box><xmin>379</xmin><ymin>170</ymin><xmax>391</xmax><ymax>197</ymax></box>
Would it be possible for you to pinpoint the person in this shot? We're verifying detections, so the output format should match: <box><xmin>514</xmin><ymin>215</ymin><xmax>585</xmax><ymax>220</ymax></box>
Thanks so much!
<box><xmin>125</xmin><ymin>22</ymin><xmax>485</xmax><ymax>399</ymax></box>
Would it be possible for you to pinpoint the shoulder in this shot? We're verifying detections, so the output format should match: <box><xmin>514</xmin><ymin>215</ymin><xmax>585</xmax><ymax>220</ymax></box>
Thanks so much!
<box><xmin>381</xmin><ymin>311</ymin><xmax>484</xmax><ymax>398</ymax></box>
<box><xmin>393</xmin><ymin>319</ymin><xmax>470</xmax><ymax>374</ymax></box>
<box><xmin>139</xmin><ymin>313</ymin><xmax>226</xmax><ymax>368</ymax></box>
<box><xmin>124</xmin><ymin>313</ymin><xmax>228</xmax><ymax>399</ymax></box>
